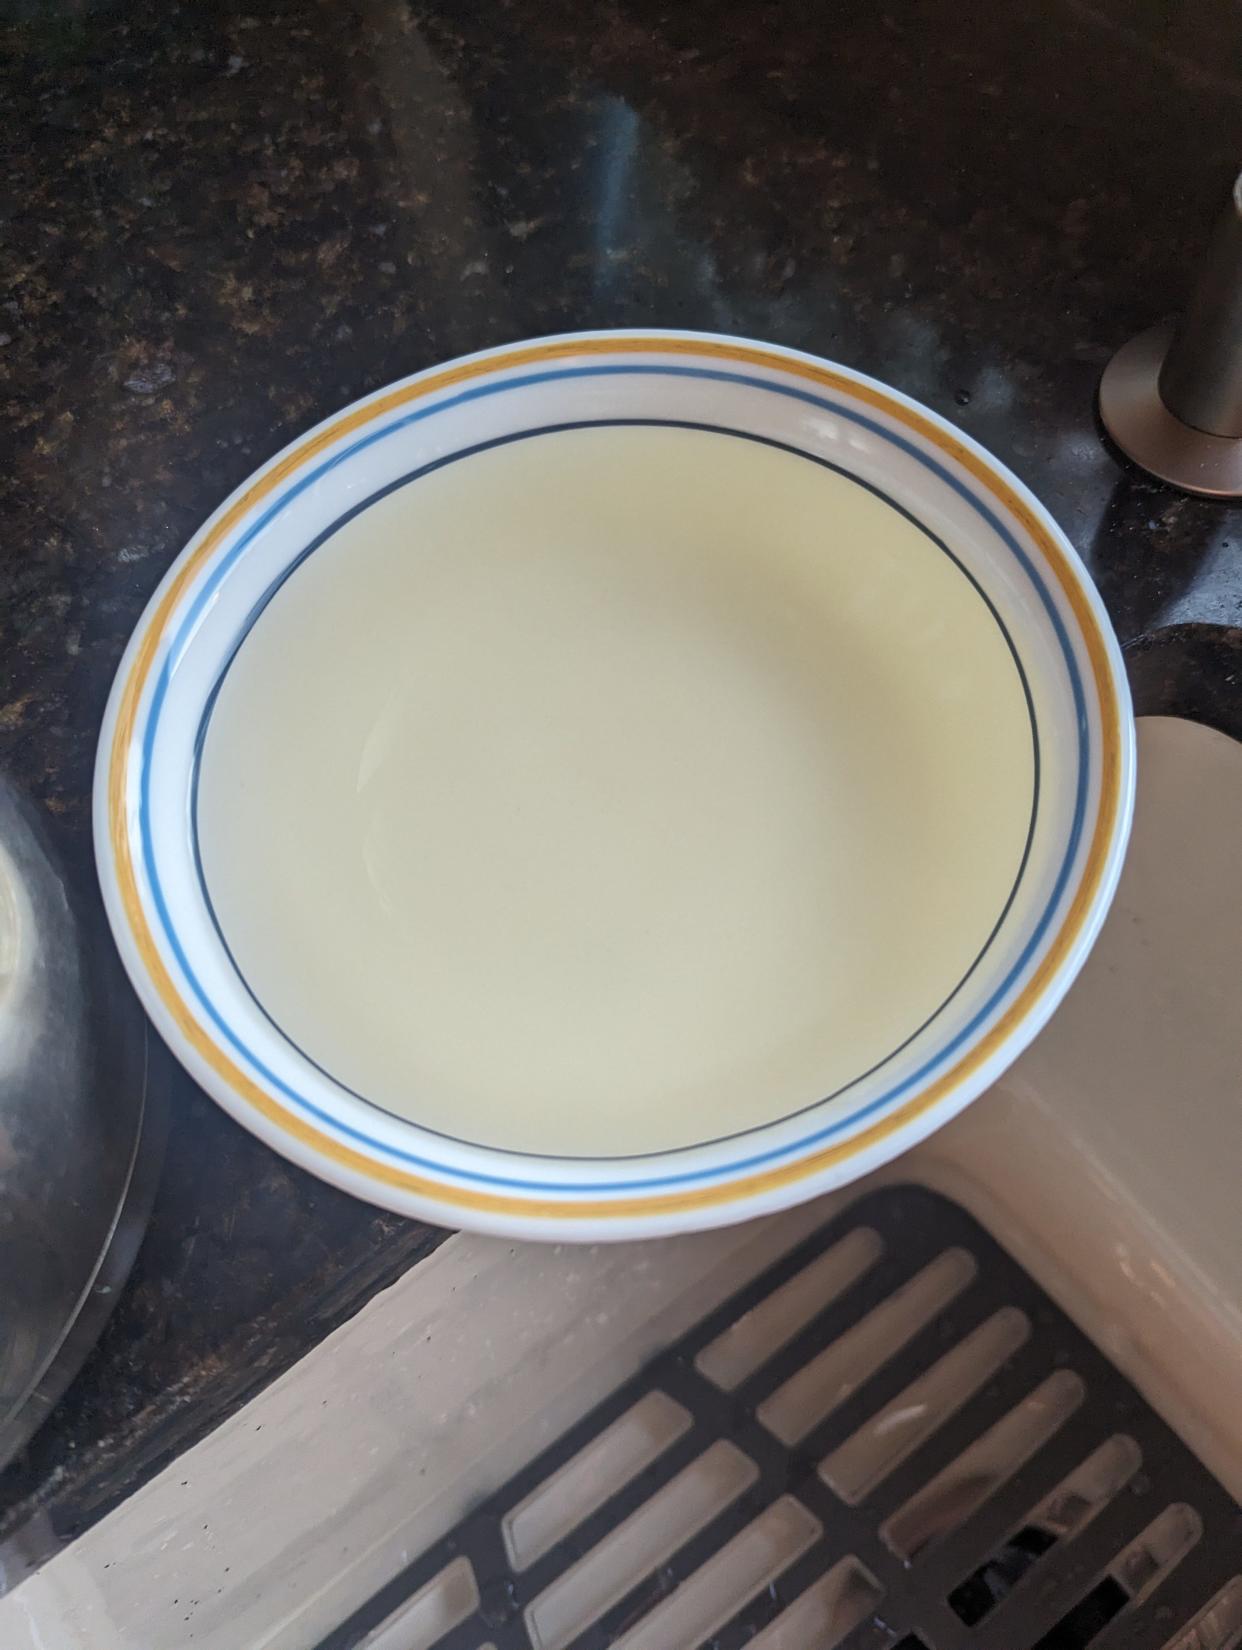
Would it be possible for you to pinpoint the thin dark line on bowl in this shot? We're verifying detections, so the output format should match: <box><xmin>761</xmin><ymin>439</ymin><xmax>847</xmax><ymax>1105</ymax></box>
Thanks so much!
<box><xmin>190</xmin><ymin>419</ymin><xmax>1041</xmax><ymax>1162</ymax></box>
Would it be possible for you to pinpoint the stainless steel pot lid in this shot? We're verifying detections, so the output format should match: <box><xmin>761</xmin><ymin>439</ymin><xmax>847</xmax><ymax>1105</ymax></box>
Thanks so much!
<box><xmin>0</xmin><ymin>776</ymin><xmax>162</xmax><ymax>1469</ymax></box>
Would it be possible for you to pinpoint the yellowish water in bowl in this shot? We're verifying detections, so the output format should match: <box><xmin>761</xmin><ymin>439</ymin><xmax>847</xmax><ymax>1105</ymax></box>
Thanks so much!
<box><xmin>197</xmin><ymin>424</ymin><xmax>1034</xmax><ymax>1156</ymax></box>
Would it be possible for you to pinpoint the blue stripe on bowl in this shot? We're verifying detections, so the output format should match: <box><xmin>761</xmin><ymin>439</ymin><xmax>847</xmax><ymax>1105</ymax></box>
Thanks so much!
<box><xmin>136</xmin><ymin>362</ymin><xmax>1091</xmax><ymax>1195</ymax></box>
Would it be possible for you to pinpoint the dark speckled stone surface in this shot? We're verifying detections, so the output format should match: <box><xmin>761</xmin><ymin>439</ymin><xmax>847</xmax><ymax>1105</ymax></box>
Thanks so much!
<box><xmin>1</xmin><ymin>0</ymin><xmax>1240</xmax><ymax>1577</ymax></box>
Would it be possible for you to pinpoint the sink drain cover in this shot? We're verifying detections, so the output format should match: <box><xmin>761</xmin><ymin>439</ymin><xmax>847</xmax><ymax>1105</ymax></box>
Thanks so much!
<box><xmin>316</xmin><ymin>1187</ymin><xmax>1242</xmax><ymax>1650</ymax></box>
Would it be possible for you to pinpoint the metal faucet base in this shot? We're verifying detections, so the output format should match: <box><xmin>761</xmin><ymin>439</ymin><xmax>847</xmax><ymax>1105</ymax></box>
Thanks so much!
<box><xmin>1099</xmin><ymin>320</ymin><xmax>1242</xmax><ymax>498</ymax></box>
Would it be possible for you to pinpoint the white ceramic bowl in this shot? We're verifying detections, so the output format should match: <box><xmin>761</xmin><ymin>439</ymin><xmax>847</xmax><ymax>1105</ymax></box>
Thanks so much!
<box><xmin>95</xmin><ymin>331</ymin><xmax>1134</xmax><ymax>1240</ymax></box>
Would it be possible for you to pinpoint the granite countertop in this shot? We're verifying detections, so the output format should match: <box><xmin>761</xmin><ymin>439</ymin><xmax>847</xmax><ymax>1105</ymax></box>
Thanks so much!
<box><xmin>2</xmin><ymin>0</ymin><xmax>1241</xmax><ymax>1578</ymax></box>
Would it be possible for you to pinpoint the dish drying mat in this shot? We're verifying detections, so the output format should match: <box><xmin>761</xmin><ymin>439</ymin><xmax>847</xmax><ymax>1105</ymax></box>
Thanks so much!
<box><xmin>315</xmin><ymin>1185</ymin><xmax>1242</xmax><ymax>1650</ymax></box>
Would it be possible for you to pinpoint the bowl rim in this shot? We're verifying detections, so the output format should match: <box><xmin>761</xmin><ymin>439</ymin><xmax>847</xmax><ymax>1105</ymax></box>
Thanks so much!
<box><xmin>93</xmin><ymin>328</ymin><xmax>1136</xmax><ymax>1238</ymax></box>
